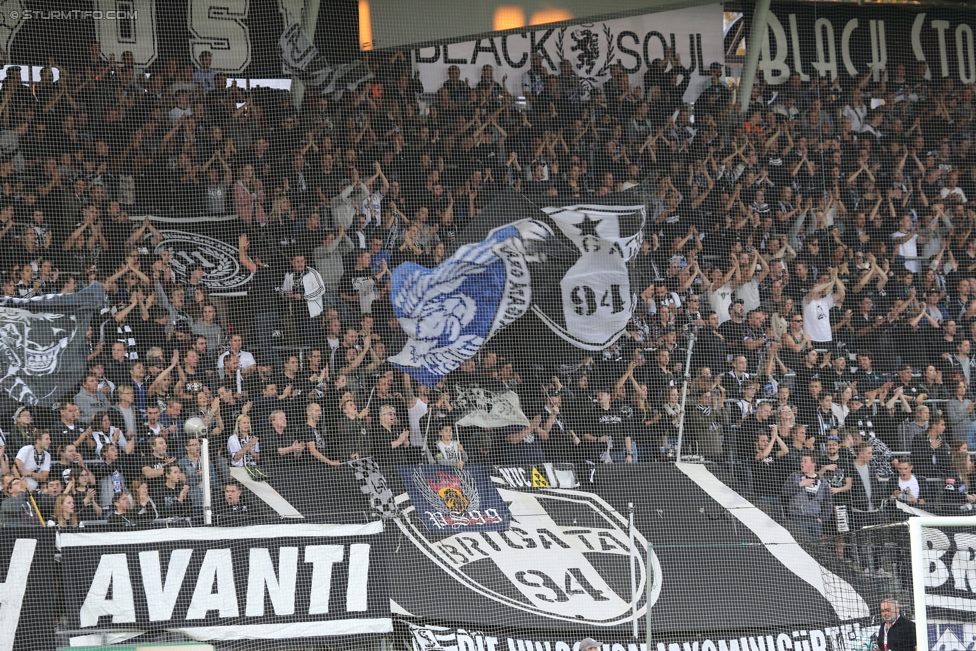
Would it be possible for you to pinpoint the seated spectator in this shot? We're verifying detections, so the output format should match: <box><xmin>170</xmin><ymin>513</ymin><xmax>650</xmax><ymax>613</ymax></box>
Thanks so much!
<box><xmin>217</xmin><ymin>482</ymin><xmax>251</xmax><ymax>523</ymax></box>
<box><xmin>1</xmin><ymin>476</ymin><xmax>38</xmax><ymax>525</ymax></box>
<box><xmin>34</xmin><ymin>477</ymin><xmax>63</xmax><ymax>521</ymax></box>
<box><xmin>15</xmin><ymin>430</ymin><xmax>52</xmax><ymax>492</ymax></box>
<box><xmin>107</xmin><ymin>491</ymin><xmax>135</xmax><ymax>527</ymax></box>
<box><xmin>64</xmin><ymin>467</ymin><xmax>104</xmax><ymax>521</ymax></box>
<box><xmin>130</xmin><ymin>479</ymin><xmax>160</xmax><ymax>522</ymax></box>
<box><xmin>54</xmin><ymin>493</ymin><xmax>81</xmax><ymax>528</ymax></box>
<box><xmin>153</xmin><ymin>464</ymin><xmax>190</xmax><ymax>519</ymax></box>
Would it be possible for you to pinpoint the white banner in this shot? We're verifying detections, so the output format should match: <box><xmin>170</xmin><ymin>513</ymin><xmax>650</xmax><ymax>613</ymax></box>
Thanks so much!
<box><xmin>412</xmin><ymin>5</ymin><xmax>724</xmax><ymax>104</ymax></box>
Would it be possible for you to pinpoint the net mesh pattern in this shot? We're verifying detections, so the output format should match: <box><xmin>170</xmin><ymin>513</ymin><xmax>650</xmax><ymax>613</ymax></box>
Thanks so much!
<box><xmin>0</xmin><ymin>2</ymin><xmax>972</xmax><ymax>650</ymax></box>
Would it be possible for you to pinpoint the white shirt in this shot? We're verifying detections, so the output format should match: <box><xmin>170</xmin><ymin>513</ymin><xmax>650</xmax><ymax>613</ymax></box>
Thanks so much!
<box><xmin>217</xmin><ymin>350</ymin><xmax>256</xmax><ymax>370</ymax></box>
<box><xmin>803</xmin><ymin>292</ymin><xmax>835</xmax><ymax>342</ymax></box>
<box><xmin>227</xmin><ymin>434</ymin><xmax>259</xmax><ymax>467</ymax></box>
<box><xmin>16</xmin><ymin>445</ymin><xmax>51</xmax><ymax>491</ymax></box>
<box><xmin>897</xmin><ymin>475</ymin><xmax>921</xmax><ymax>502</ymax></box>
<box><xmin>892</xmin><ymin>230</ymin><xmax>919</xmax><ymax>272</ymax></box>
<box><xmin>736</xmin><ymin>277</ymin><xmax>761</xmax><ymax>312</ymax></box>
<box><xmin>708</xmin><ymin>283</ymin><xmax>735</xmax><ymax>325</ymax></box>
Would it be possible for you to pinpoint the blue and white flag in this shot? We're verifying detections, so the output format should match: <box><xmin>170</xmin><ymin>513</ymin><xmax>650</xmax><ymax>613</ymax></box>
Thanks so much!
<box><xmin>389</xmin><ymin>225</ymin><xmax>531</xmax><ymax>387</ymax></box>
<box><xmin>389</xmin><ymin>196</ymin><xmax>645</xmax><ymax>386</ymax></box>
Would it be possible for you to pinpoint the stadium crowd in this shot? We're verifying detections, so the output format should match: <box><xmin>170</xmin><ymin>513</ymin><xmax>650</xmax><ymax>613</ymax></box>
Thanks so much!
<box><xmin>0</xmin><ymin>40</ymin><xmax>973</xmax><ymax>533</ymax></box>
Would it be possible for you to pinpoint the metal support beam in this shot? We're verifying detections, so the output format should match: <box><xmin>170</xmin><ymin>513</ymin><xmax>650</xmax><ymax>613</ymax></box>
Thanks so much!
<box><xmin>738</xmin><ymin>0</ymin><xmax>771</xmax><ymax>114</ymax></box>
<box><xmin>290</xmin><ymin>0</ymin><xmax>322</xmax><ymax>110</ymax></box>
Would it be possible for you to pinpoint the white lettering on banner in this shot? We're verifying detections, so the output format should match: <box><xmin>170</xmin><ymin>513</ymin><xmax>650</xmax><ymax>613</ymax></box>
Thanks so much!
<box><xmin>245</xmin><ymin>547</ymin><xmax>298</xmax><ymax>617</ymax></box>
<box><xmin>0</xmin><ymin>0</ymin><xmax>255</xmax><ymax>73</ymax></box>
<box><xmin>188</xmin><ymin>0</ymin><xmax>251</xmax><ymax>73</ymax></box>
<box><xmin>304</xmin><ymin>544</ymin><xmax>345</xmax><ymax>615</ymax></box>
<box><xmin>139</xmin><ymin>549</ymin><xmax>193</xmax><ymax>622</ymax></box>
<box><xmin>80</xmin><ymin>553</ymin><xmax>137</xmax><ymax>627</ymax></box>
<box><xmin>413</xmin><ymin>6</ymin><xmax>723</xmax><ymax>104</ymax></box>
<box><xmin>0</xmin><ymin>539</ymin><xmax>36</xmax><ymax>651</ymax></box>
<box><xmin>398</xmin><ymin>488</ymin><xmax>661</xmax><ymax>626</ymax></box>
<box><xmin>93</xmin><ymin>0</ymin><xmax>157</xmax><ymax>67</ymax></box>
<box><xmin>186</xmin><ymin>548</ymin><xmax>238</xmax><ymax>619</ymax></box>
<box><xmin>80</xmin><ymin>543</ymin><xmax>374</xmax><ymax>626</ymax></box>
<box><xmin>409</xmin><ymin>625</ymin><xmax>881</xmax><ymax>651</ymax></box>
<box><xmin>921</xmin><ymin>529</ymin><xmax>976</xmax><ymax>600</ymax></box>
<box><xmin>762</xmin><ymin>10</ymin><xmax>976</xmax><ymax>85</ymax></box>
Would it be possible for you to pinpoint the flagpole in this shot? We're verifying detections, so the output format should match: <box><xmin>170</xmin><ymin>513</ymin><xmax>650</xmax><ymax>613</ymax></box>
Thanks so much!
<box><xmin>674</xmin><ymin>333</ymin><xmax>696</xmax><ymax>462</ymax></box>
<box><xmin>628</xmin><ymin>502</ymin><xmax>638</xmax><ymax>639</ymax></box>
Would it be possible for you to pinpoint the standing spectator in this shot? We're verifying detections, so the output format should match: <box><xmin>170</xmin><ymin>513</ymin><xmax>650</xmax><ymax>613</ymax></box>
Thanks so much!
<box><xmin>192</xmin><ymin>51</ymin><xmax>216</xmax><ymax>94</ymax></box>
<box><xmin>281</xmin><ymin>253</ymin><xmax>326</xmax><ymax>342</ymax></box>
<box><xmin>803</xmin><ymin>267</ymin><xmax>845</xmax><ymax>346</ymax></box>
<box><xmin>782</xmin><ymin>452</ymin><xmax>832</xmax><ymax>539</ymax></box>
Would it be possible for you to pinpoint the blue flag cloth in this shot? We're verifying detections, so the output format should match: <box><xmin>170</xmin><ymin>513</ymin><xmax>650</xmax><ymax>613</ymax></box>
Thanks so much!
<box><xmin>397</xmin><ymin>465</ymin><xmax>512</xmax><ymax>533</ymax></box>
<box><xmin>389</xmin><ymin>225</ymin><xmax>531</xmax><ymax>386</ymax></box>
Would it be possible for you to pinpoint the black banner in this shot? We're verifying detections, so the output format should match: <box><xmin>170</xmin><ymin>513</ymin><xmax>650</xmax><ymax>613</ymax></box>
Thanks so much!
<box><xmin>4</xmin><ymin>0</ymin><xmax>360</xmax><ymax>77</ymax></box>
<box><xmin>60</xmin><ymin>522</ymin><xmax>391</xmax><ymax>642</ymax></box>
<box><xmin>404</xmin><ymin>620</ymin><xmax>885</xmax><ymax>651</ymax></box>
<box><xmin>758</xmin><ymin>4</ymin><xmax>976</xmax><ymax>88</ymax></box>
<box><xmin>0</xmin><ymin>530</ymin><xmax>56</xmax><ymax>651</ymax></box>
<box><xmin>387</xmin><ymin>463</ymin><xmax>872</xmax><ymax>637</ymax></box>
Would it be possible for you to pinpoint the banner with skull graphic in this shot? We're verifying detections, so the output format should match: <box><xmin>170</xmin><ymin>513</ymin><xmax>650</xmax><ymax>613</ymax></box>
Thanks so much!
<box><xmin>0</xmin><ymin>283</ymin><xmax>105</xmax><ymax>408</ymax></box>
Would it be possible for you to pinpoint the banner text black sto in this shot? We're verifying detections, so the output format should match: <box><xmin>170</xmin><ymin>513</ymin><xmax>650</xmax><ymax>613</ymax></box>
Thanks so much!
<box><xmin>754</xmin><ymin>4</ymin><xmax>976</xmax><ymax>88</ymax></box>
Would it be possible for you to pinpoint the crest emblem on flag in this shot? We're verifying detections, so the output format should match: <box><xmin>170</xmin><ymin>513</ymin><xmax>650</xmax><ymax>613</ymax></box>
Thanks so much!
<box><xmin>398</xmin><ymin>465</ymin><xmax>512</xmax><ymax>532</ymax></box>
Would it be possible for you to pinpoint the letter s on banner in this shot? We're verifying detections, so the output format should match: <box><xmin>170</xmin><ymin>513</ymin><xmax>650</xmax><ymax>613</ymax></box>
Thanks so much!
<box><xmin>188</xmin><ymin>0</ymin><xmax>252</xmax><ymax>73</ymax></box>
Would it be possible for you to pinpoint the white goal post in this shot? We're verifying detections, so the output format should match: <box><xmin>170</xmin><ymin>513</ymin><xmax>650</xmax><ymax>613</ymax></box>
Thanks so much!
<box><xmin>907</xmin><ymin>516</ymin><xmax>976</xmax><ymax>651</ymax></box>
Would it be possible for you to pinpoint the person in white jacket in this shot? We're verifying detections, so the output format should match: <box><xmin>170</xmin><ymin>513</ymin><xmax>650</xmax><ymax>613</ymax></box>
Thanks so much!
<box><xmin>282</xmin><ymin>253</ymin><xmax>326</xmax><ymax>342</ymax></box>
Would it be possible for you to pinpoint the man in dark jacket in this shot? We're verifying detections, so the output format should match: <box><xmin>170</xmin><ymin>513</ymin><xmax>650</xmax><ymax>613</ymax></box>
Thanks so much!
<box><xmin>877</xmin><ymin>599</ymin><xmax>915</xmax><ymax>651</ymax></box>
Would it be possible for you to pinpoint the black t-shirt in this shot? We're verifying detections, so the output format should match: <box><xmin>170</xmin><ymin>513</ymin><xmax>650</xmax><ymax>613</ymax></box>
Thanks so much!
<box><xmin>589</xmin><ymin>405</ymin><xmax>629</xmax><ymax>449</ymax></box>
<box><xmin>818</xmin><ymin>453</ymin><xmax>854</xmax><ymax>503</ymax></box>
<box><xmin>54</xmin><ymin>422</ymin><xmax>81</xmax><ymax>451</ymax></box>
<box><xmin>752</xmin><ymin>451</ymin><xmax>787</xmax><ymax>497</ymax></box>
<box><xmin>336</xmin><ymin>415</ymin><xmax>369</xmax><ymax>461</ymax></box>
<box><xmin>304</xmin><ymin>423</ymin><xmax>335</xmax><ymax>462</ymax></box>
<box><xmin>737</xmin><ymin>415</ymin><xmax>773</xmax><ymax>465</ymax></box>
<box><xmin>261</xmin><ymin>427</ymin><xmax>304</xmax><ymax>469</ymax></box>
<box><xmin>153</xmin><ymin>484</ymin><xmax>189</xmax><ymax>519</ymax></box>
<box><xmin>249</xmin><ymin>264</ymin><xmax>279</xmax><ymax>314</ymax></box>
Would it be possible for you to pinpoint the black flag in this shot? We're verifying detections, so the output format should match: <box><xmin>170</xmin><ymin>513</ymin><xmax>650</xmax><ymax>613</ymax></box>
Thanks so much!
<box><xmin>0</xmin><ymin>283</ymin><xmax>105</xmax><ymax>407</ymax></box>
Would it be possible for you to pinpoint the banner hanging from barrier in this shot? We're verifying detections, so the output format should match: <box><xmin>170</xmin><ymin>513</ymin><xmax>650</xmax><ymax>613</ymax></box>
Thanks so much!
<box><xmin>59</xmin><ymin>523</ymin><xmax>392</xmax><ymax>644</ymax></box>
